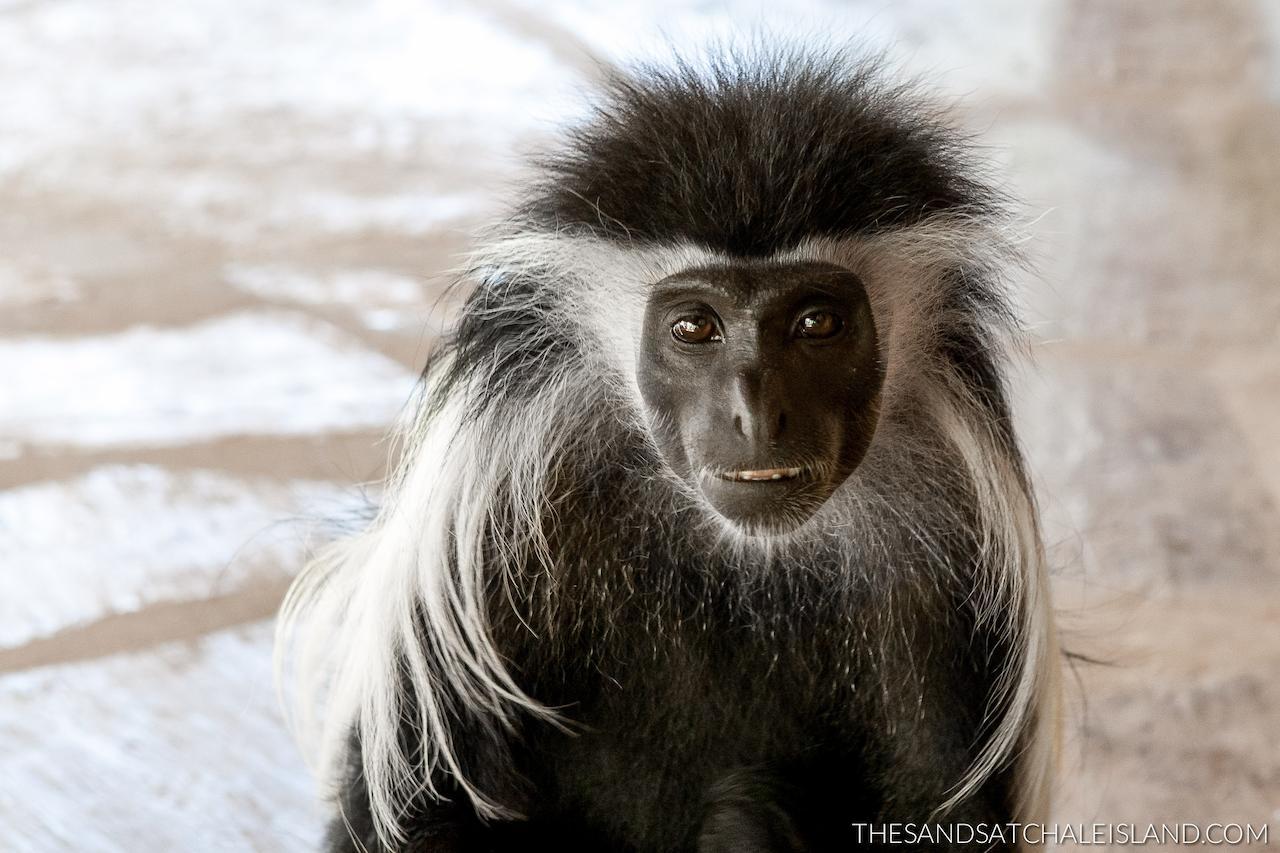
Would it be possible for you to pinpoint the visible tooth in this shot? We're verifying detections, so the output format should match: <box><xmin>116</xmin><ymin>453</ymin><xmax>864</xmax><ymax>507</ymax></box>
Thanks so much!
<box><xmin>721</xmin><ymin>467</ymin><xmax>802</xmax><ymax>481</ymax></box>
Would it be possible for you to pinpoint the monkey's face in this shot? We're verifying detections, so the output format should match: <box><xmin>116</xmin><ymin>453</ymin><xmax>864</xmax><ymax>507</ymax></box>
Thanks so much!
<box><xmin>637</xmin><ymin>261</ymin><xmax>883</xmax><ymax>536</ymax></box>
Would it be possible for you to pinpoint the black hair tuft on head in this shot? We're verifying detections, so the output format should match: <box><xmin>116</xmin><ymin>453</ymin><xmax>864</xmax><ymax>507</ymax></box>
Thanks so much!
<box><xmin>525</xmin><ymin>44</ymin><xmax>1000</xmax><ymax>255</ymax></box>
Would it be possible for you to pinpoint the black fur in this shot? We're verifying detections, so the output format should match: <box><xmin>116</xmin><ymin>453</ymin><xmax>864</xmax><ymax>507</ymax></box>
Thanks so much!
<box><xmin>325</xmin><ymin>48</ymin><xmax>1033</xmax><ymax>853</ymax></box>
<box><xmin>524</xmin><ymin>49</ymin><xmax>998</xmax><ymax>255</ymax></box>
<box><xmin>330</xmin><ymin>399</ymin><xmax>1018</xmax><ymax>852</ymax></box>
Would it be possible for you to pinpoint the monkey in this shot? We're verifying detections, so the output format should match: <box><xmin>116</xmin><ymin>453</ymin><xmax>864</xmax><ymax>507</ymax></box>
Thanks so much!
<box><xmin>277</xmin><ymin>45</ymin><xmax>1061</xmax><ymax>853</ymax></box>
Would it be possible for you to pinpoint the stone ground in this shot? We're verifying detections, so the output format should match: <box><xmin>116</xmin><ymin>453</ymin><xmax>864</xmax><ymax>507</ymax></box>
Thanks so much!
<box><xmin>0</xmin><ymin>0</ymin><xmax>1276</xmax><ymax>850</ymax></box>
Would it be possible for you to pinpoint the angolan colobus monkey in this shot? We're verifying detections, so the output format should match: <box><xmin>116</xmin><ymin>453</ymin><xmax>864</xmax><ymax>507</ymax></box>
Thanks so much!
<box><xmin>278</xmin><ymin>46</ymin><xmax>1061</xmax><ymax>853</ymax></box>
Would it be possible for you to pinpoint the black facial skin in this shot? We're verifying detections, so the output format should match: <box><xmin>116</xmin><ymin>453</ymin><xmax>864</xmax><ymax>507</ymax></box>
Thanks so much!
<box><xmin>637</xmin><ymin>261</ymin><xmax>883</xmax><ymax>535</ymax></box>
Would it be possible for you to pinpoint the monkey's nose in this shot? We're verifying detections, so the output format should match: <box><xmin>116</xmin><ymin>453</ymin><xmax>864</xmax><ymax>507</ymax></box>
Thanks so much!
<box><xmin>732</xmin><ymin>409</ymin><xmax>787</xmax><ymax>443</ymax></box>
<box><xmin>727</xmin><ymin>368</ymin><xmax>788</xmax><ymax>446</ymax></box>
<box><xmin>730</xmin><ymin>384</ymin><xmax>787</xmax><ymax>444</ymax></box>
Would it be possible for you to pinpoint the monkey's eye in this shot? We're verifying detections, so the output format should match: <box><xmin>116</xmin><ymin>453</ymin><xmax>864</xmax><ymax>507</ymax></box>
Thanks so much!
<box><xmin>795</xmin><ymin>311</ymin><xmax>843</xmax><ymax>340</ymax></box>
<box><xmin>671</xmin><ymin>315</ymin><xmax>722</xmax><ymax>344</ymax></box>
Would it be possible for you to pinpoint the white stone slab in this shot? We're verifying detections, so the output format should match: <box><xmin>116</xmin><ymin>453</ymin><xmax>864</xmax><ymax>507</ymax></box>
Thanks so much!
<box><xmin>0</xmin><ymin>312</ymin><xmax>416</xmax><ymax>451</ymax></box>
<box><xmin>0</xmin><ymin>623</ymin><xmax>324</xmax><ymax>852</ymax></box>
<box><xmin>0</xmin><ymin>0</ymin><xmax>574</xmax><ymax>175</ymax></box>
<box><xmin>224</xmin><ymin>264</ymin><xmax>445</xmax><ymax>332</ymax></box>
<box><xmin>0</xmin><ymin>465</ymin><xmax>364</xmax><ymax>649</ymax></box>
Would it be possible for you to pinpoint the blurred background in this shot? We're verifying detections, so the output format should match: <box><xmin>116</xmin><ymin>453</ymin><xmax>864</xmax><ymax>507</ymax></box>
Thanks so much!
<box><xmin>0</xmin><ymin>0</ymin><xmax>1277</xmax><ymax>849</ymax></box>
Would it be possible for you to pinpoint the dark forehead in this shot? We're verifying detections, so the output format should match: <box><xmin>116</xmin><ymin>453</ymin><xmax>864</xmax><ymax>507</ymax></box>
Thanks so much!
<box><xmin>651</xmin><ymin>260</ymin><xmax>861</xmax><ymax>304</ymax></box>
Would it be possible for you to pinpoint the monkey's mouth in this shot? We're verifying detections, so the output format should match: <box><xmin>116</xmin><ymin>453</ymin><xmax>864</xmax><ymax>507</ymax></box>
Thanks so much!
<box><xmin>698</xmin><ymin>463</ymin><xmax>827</xmax><ymax>535</ymax></box>
<box><xmin>715</xmin><ymin>466</ymin><xmax>803</xmax><ymax>483</ymax></box>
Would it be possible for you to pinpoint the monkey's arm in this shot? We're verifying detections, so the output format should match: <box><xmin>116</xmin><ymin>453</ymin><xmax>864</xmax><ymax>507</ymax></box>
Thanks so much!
<box><xmin>322</xmin><ymin>727</ymin><xmax>539</xmax><ymax>853</ymax></box>
<box><xmin>322</xmin><ymin>735</ymin><xmax>476</xmax><ymax>853</ymax></box>
<box><xmin>697</xmin><ymin>770</ymin><xmax>806</xmax><ymax>853</ymax></box>
<box><xmin>693</xmin><ymin>758</ymin><xmax>1014</xmax><ymax>853</ymax></box>
<box><xmin>324</xmin><ymin>781</ymin><xmax>469</xmax><ymax>853</ymax></box>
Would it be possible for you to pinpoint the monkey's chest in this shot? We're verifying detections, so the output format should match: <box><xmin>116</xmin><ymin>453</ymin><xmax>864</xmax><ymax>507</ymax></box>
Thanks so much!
<box><xmin>517</xmin><ymin>636</ymin><xmax>868</xmax><ymax>852</ymax></box>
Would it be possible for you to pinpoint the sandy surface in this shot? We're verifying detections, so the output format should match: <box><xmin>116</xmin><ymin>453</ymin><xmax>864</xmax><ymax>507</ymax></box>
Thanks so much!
<box><xmin>0</xmin><ymin>0</ymin><xmax>1276</xmax><ymax>850</ymax></box>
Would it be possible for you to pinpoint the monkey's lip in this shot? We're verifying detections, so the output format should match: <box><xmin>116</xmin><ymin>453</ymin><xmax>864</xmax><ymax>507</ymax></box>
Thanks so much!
<box><xmin>715</xmin><ymin>466</ymin><xmax>803</xmax><ymax>483</ymax></box>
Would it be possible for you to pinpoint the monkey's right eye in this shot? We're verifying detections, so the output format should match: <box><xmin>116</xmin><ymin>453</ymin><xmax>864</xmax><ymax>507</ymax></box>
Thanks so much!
<box><xmin>671</xmin><ymin>315</ymin><xmax>722</xmax><ymax>344</ymax></box>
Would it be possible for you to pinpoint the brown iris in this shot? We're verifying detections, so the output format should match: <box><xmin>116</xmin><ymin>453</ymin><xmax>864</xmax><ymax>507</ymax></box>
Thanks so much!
<box><xmin>796</xmin><ymin>311</ymin><xmax>843</xmax><ymax>340</ymax></box>
<box><xmin>672</xmin><ymin>315</ymin><xmax>720</xmax><ymax>344</ymax></box>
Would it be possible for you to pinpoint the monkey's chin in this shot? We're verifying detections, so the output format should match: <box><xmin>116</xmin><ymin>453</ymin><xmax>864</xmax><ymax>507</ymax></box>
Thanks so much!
<box><xmin>698</xmin><ymin>478</ymin><xmax>828</xmax><ymax>538</ymax></box>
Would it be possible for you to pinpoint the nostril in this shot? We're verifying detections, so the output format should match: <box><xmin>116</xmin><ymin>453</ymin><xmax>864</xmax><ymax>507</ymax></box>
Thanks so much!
<box><xmin>776</xmin><ymin>411</ymin><xmax>787</xmax><ymax>436</ymax></box>
<box><xmin>733</xmin><ymin>414</ymin><xmax>746</xmax><ymax>437</ymax></box>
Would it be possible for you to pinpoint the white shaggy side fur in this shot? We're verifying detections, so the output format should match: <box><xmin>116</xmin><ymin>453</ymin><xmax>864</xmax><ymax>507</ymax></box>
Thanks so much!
<box><xmin>276</xmin><ymin>214</ymin><xmax>1061</xmax><ymax>849</ymax></box>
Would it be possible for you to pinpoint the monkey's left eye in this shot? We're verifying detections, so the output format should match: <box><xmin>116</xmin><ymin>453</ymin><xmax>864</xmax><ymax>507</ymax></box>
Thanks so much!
<box><xmin>671</xmin><ymin>315</ymin><xmax>722</xmax><ymax>344</ymax></box>
<box><xmin>795</xmin><ymin>311</ymin><xmax>843</xmax><ymax>340</ymax></box>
